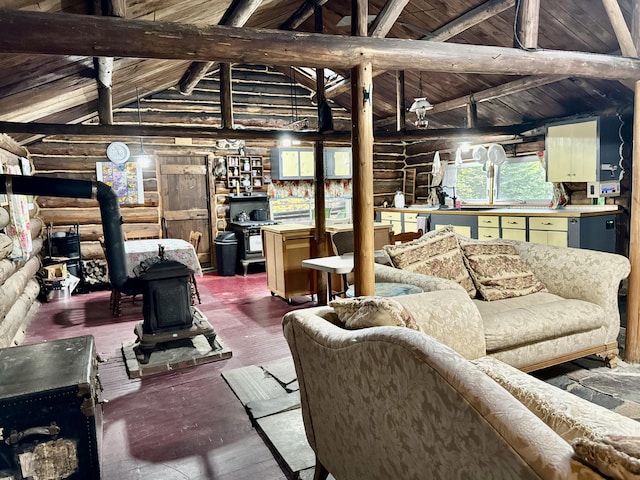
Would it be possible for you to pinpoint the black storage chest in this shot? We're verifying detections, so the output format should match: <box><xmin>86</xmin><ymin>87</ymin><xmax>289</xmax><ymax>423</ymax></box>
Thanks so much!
<box><xmin>0</xmin><ymin>335</ymin><xmax>102</xmax><ymax>479</ymax></box>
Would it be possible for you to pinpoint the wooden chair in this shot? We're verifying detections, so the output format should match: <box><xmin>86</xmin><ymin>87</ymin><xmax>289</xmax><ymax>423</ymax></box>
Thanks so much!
<box><xmin>392</xmin><ymin>229</ymin><xmax>424</xmax><ymax>244</ymax></box>
<box><xmin>188</xmin><ymin>231</ymin><xmax>202</xmax><ymax>304</ymax></box>
<box><xmin>329</xmin><ymin>231</ymin><xmax>355</xmax><ymax>298</ymax></box>
<box><xmin>124</xmin><ymin>228</ymin><xmax>162</xmax><ymax>240</ymax></box>
<box><xmin>98</xmin><ymin>236</ymin><xmax>136</xmax><ymax>317</ymax></box>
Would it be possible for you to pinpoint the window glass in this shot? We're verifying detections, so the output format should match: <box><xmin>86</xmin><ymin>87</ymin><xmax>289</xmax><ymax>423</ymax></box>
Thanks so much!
<box><xmin>450</xmin><ymin>162</ymin><xmax>489</xmax><ymax>203</ymax></box>
<box><xmin>495</xmin><ymin>156</ymin><xmax>552</xmax><ymax>203</ymax></box>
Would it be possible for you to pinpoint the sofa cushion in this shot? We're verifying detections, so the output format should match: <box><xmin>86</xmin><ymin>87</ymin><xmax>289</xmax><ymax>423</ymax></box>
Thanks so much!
<box><xmin>474</xmin><ymin>293</ymin><xmax>607</xmax><ymax>351</ymax></box>
<box><xmin>383</xmin><ymin>226</ymin><xmax>476</xmax><ymax>298</ymax></box>
<box><xmin>573</xmin><ymin>436</ymin><xmax>640</xmax><ymax>480</ymax></box>
<box><xmin>395</xmin><ymin>290</ymin><xmax>487</xmax><ymax>360</ymax></box>
<box><xmin>459</xmin><ymin>240</ymin><xmax>546</xmax><ymax>301</ymax></box>
<box><xmin>329</xmin><ymin>296</ymin><xmax>418</xmax><ymax>330</ymax></box>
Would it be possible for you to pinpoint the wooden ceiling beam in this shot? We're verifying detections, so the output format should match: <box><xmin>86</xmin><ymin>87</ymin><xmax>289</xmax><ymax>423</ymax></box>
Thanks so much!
<box><xmin>324</xmin><ymin>0</ymin><xmax>411</xmax><ymax>99</ymax></box>
<box><xmin>424</xmin><ymin>0</ymin><xmax>514</xmax><ymax>41</ymax></box>
<box><xmin>1</xmin><ymin>10</ymin><xmax>639</xmax><ymax>80</ymax></box>
<box><xmin>178</xmin><ymin>0</ymin><xmax>263</xmax><ymax>95</ymax></box>
<box><xmin>326</xmin><ymin>0</ymin><xmax>514</xmax><ymax>100</ymax></box>
<box><xmin>368</xmin><ymin>0</ymin><xmax>411</xmax><ymax>38</ymax></box>
<box><xmin>375</xmin><ymin>74</ymin><xmax>568</xmax><ymax>127</ymax></box>
<box><xmin>280</xmin><ymin>0</ymin><xmax>330</xmax><ymax>30</ymax></box>
<box><xmin>602</xmin><ymin>0</ymin><xmax>637</xmax><ymax>57</ymax></box>
<box><xmin>0</xmin><ymin>120</ymin><xmax>530</xmax><ymax>143</ymax></box>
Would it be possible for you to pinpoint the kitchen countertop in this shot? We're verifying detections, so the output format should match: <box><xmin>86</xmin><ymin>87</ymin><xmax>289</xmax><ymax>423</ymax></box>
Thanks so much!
<box><xmin>375</xmin><ymin>204</ymin><xmax>620</xmax><ymax>217</ymax></box>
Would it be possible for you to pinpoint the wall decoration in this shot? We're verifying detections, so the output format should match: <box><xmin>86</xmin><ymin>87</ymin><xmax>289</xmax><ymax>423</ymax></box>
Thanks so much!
<box><xmin>96</xmin><ymin>161</ymin><xmax>144</xmax><ymax>205</ymax></box>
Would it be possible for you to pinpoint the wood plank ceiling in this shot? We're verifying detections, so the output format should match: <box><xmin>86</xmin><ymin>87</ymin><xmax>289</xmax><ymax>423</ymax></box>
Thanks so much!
<box><xmin>0</xmin><ymin>0</ymin><xmax>635</xmax><ymax>145</ymax></box>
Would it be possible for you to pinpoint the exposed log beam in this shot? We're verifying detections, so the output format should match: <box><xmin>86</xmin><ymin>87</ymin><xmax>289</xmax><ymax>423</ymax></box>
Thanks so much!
<box><xmin>368</xmin><ymin>0</ymin><xmax>411</xmax><ymax>38</ymax></box>
<box><xmin>602</xmin><ymin>0</ymin><xmax>637</xmax><ymax>57</ymax></box>
<box><xmin>514</xmin><ymin>0</ymin><xmax>539</xmax><ymax>49</ymax></box>
<box><xmin>326</xmin><ymin>0</ymin><xmax>515</xmax><ymax>99</ymax></box>
<box><xmin>376</xmin><ymin>74</ymin><xmax>567</xmax><ymax>127</ymax></box>
<box><xmin>178</xmin><ymin>0</ymin><xmax>263</xmax><ymax>95</ymax></box>
<box><xmin>0</xmin><ymin>121</ymin><xmax>531</xmax><ymax>144</ymax></box>
<box><xmin>0</xmin><ymin>133</ymin><xmax>29</xmax><ymax>157</ymax></box>
<box><xmin>1</xmin><ymin>11</ymin><xmax>639</xmax><ymax>81</ymax></box>
<box><xmin>424</xmin><ymin>0</ymin><xmax>514</xmax><ymax>41</ymax></box>
<box><xmin>281</xmin><ymin>0</ymin><xmax>330</xmax><ymax>30</ymax></box>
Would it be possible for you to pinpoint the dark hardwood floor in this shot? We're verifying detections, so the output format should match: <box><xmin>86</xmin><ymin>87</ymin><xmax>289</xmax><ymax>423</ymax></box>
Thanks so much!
<box><xmin>25</xmin><ymin>271</ymin><xmax>314</xmax><ymax>480</ymax></box>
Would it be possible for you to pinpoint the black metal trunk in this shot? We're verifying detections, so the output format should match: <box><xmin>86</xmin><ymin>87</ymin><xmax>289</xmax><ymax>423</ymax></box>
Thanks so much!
<box><xmin>0</xmin><ymin>336</ymin><xmax>102</xmax><ymax>479</ymax></box>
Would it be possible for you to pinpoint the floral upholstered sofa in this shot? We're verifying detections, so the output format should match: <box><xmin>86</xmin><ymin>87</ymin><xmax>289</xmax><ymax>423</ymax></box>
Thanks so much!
<box><xmin>373</xmin><ymin>226</ymin><xmax>630</xmax><ymax>371</ymax></box>
<box><xmin>283</xmin><ymin>311</ymin><xmax>640</xmax><ymax>480</ymax></box>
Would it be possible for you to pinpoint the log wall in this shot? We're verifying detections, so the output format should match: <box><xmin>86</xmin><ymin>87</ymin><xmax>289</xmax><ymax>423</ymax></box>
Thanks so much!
<box><xmin>0</xmin><ymin>136</ymin><xmax>44</xmax><ymax>347</ymax></box>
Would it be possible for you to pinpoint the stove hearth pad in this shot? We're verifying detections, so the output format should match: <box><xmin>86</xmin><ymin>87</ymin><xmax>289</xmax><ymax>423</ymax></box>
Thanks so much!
<box><xmin>122</xmin><ymin>308</ymin><xmax>232</xmax><ymax>378</ymax></box>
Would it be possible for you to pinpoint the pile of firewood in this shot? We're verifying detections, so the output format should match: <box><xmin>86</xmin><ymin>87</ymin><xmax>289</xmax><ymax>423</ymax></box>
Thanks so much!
<box><xmin>82</xmin><ymin>259</ymin><xmax>109</xmax><ymax>286</ymax></box>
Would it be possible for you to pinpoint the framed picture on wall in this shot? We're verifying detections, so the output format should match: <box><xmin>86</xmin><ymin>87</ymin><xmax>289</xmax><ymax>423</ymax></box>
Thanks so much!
<box><xmin>96</xmin><ymin>161</ymin><xmax>145</xmax><ymax>205</ymax></box>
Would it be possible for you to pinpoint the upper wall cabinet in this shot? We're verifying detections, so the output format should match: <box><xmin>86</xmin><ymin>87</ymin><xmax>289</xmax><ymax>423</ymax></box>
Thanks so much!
<box><xmin>324</xmin><ymin>147</ymin><xmax>352</xmax><ymax>179</ymax></box>
<box><xmin>546</xmin><ymin>116</ymin><xmax>621</xmax><ymax>183</ymax></box>
<box><xmin>271</xmin><ymin>147</ymin><xmax>353</xmax><ymax>180</ymax></box>
<box><xmin>271</xmin><ymin>147</ymin><xmax>315</xmax><ymax>180</ymax></box>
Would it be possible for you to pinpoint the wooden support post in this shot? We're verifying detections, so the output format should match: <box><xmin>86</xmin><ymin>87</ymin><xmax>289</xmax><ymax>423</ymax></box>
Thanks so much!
<box><xmin>396</xmin><ymin>70</ymin><xmax>406</xmax><ymax>132</ymax></box>
<box><xmin>626</xmin><ymin>80</ymin><xmax>640</xmax><ymax>362</ymax></box>
<box><xmin>625</xmin><ymin>0</ymin><xmax>640</xmax><ymax>362</ymax></box>
<box><xmin>514</xmin><ymin>0</ymin><xmax>540</xmax><ymax>49</ymax></box>
<box><xmin>220</xmin><ymin>63</ymin><xmax>234</xmax><ymax>130</ymax></box>
<box><xmin>466</xmin><ymin>97</ymin><xmax>478</xmax><ymax>128</ymax></box>
<box><xmin>352</xmin><ymin>0</ymin><xmax>375</xmax><ymax>297</ymax></box>
<box><xmin>314</xmin><ymin>4</ymin><xmax>328</xmax><ymax>305</ymax></box>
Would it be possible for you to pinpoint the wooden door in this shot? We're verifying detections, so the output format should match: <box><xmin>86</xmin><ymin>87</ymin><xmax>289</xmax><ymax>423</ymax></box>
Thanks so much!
<box><xmin>158</xmin><ymin>155</ymin><xmax>215</xmax><ymax>269</ymax></box>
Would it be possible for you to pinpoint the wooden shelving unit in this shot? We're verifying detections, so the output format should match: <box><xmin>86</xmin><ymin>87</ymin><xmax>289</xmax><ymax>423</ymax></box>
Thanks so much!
<box><xmin>226</xmin><ymin>156</ymin><xmax>263</xmax><ymax>190</ymax></box>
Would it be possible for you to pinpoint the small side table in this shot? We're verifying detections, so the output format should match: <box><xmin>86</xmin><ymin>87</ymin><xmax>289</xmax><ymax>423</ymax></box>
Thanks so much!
<box><xmin>302</xmin><ymin>255</ymin><xmax>354</xmax><ymax>305</ymax></box>
<box><xmin>346</xmin><ymin>282</ymin><xmax>423</xmax><ymax>298</ymax></box>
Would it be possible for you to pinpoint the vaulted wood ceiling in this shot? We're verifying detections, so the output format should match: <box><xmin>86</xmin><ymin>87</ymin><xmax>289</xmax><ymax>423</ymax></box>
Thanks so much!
<box><xmin>0</xmin><ymin>0</ymin><xmax>636</xmax><ymax>145</ymax></box>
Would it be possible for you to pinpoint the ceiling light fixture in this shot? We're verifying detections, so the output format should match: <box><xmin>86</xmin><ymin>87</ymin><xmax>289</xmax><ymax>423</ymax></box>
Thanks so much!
<box><xmin>409</xmin><ymin>72</ymin><xmax>433</xmax><ymax>129</ymax></box>
<box><xmin>136</xmin><ymin>87</ymin><xmax>153</xmax><ymax>168</ymax></box>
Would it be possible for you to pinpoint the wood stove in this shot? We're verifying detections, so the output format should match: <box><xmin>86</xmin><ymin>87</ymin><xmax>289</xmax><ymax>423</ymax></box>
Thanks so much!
<box><xmin>228</xmin><ymin>193</ymin><xmax>278</xmax><ymax>275</ymax></box>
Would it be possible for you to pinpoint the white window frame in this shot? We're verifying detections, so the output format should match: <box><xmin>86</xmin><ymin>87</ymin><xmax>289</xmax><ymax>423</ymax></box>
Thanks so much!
<box><xmin>493</xmin><ymin>155</ymin><xmax>551</xmax><ymax>205</ymax></box>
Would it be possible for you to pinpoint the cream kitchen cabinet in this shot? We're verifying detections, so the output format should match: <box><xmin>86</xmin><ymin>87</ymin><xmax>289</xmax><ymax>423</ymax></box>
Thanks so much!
<box><xmin>377</xmin><ymin>211</ymin><xmax>420</xmax><ymax>234</ymax></box>
<box><xmin>528</xmin><ymin>217</ymin><xmax>568</xmax><ymax>247</ymax></box>
<box><xmin>477</xmin><ymin>216</ymin><xmax>500</xmax><ymax>240</ymax></box>
<box><xmin>500</xmin><ymin>216</ymin><xmax>527</xmax><ymax>241</ymax></box>
<box><xmin>546</xmin><ymin>116</ymin><xmax>620</xmax><ymax>182</ymax></box>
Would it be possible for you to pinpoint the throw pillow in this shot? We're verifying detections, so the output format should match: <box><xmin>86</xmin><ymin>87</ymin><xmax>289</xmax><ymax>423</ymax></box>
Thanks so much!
<box><xmin>459</xmin><ymin>240</ymin><xmax>546</xmax><ymax>301</ymax></box>
<box><xmin>382</xmin><ymin>226</ymin><xmax>476</xmax><ymax>298</ymax></box>
<box><xmin>573</xmin><ymin>435</ymin><xmax>640</xmax><ymax>480</ymax></box>
<box><xmin>330</xmin><ymin>296</ymin><xmax>418</xmax><ymax>330</ymax></box>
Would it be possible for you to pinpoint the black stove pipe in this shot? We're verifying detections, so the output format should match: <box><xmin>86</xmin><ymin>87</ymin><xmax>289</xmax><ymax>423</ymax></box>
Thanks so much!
<box><xmin>1</xmin><ymin>174</ymin><xmax>138</xmax><ymax>295</ymax></box>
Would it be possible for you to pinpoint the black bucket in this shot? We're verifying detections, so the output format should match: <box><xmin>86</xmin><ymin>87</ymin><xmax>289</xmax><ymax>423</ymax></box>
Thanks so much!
<box><xmin>52</xmin><ymin>234</ymin><xmax>80</xmax><ymax>258</ymax></box>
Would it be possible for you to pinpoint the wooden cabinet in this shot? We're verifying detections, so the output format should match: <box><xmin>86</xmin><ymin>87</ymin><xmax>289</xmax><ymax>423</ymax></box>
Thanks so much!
<box><xmin>271</xmin><ymin>148</ymin><xmax>315</xmax><ymax>180</ymax></box>
<box><xmin>529</xmin><ymin>217</ymin><xmax>568</xmax><ymax>247</ymax></box>
<box><xmin>324</xmin><ymin>147</ymin><xmax>352</xmax><ymax>179</ymax></box>
<box><xmin>377</xmin><ymin>211</ymin><xmax>420</xmax><ymax>234</ymax></box>
<box><xmin>500</xmin><ymin>216</ymin><xmax>526</xmax><ymax>241</ymax></box>
<box><xmin>546</xmin><ymin>116</ymin><xmax>620</xmax><ymax>182</ymax></box>
<box><xmin>477</xmin><ymin>215</ymin><xmax>500</xmax><ymax>240</ymax></box>
<box><xmin>263</xmin><ymin>225</ymin><xmax>316</xmax><ymax>303</ymax></box>
<box><xmin>226</xmin><ymin>155</ymin><xmax>263</xmax><ymax>189</ymax></box>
